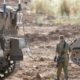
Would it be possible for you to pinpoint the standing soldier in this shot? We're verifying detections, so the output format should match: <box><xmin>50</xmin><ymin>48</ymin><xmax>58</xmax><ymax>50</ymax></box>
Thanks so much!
<box><xmin>55</xmin><ymin>35</ymin><xmax>70</xmax><ymax>80</ymax></box>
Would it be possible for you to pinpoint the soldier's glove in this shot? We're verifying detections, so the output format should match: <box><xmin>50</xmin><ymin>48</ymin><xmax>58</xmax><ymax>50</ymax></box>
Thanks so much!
<box><xmin>54</xmin><ymin>56</ymin><xmax>58</xmax><ymax>62</ymax></box>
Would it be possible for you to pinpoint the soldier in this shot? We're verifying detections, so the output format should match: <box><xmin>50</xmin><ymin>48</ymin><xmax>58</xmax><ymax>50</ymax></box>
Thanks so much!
<box><xmin>55</xmin><ymin>35</ymin><xmax>70</xmax><ymax>80</ymax></box>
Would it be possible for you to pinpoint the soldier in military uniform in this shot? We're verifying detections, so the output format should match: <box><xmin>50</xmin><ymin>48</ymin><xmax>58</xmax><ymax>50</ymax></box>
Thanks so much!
<box><xmin>55</xmin><ymin>35</ymin><xmax>70</xmax><ymax>80</ymax></box>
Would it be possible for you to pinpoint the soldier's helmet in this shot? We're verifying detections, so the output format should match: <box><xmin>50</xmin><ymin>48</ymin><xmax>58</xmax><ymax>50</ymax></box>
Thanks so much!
<box><xmin>60</xmin><ymin>35</ymin><xmax>64</xmax><ymax>39</ymax></box>
<box><xmin>59</xmin><ymin>35</ymin><xmax>65</xmax><ymax>41</ymax></box>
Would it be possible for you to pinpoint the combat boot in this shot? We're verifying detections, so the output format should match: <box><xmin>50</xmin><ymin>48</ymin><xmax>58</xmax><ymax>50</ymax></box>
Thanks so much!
<box><xmin>65</xmin><ymin>76</ymin><xmax>68</xmax><ymax>80</ymax></box>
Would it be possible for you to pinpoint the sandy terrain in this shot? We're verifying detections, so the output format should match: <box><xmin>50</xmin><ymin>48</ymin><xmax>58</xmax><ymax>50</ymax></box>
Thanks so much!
<box><xmin>0</xmin><ymin>0</ymin><xmax>79</xmax><ymax>80</ymax></box>
<box><xmin>5</xmin><ymin>25</ymin><xmax>80</xmax><ymax>80</ymax></box>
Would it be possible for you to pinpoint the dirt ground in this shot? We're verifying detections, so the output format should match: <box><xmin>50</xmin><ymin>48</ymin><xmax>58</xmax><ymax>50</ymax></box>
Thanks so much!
<box><xmin>5</xmin><ymin>25</ymin><xmax>80</xmax><ymax>80</ymax></box>
<box><xmin>1</xmin><ymin>0</ymin><xmax>80</xmax><ymax>80</ymax></box>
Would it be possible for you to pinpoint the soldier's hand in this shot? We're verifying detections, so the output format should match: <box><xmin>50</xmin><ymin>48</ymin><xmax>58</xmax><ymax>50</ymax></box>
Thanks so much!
<box><xmin>54</xmin><ymin>56</ymin><xmax>57</xmax><ymax>62</ymax></box>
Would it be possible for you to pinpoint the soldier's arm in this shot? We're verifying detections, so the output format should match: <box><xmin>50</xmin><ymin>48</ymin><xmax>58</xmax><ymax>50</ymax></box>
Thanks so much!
<box><xmin>55</xmin><ymin>44</ymin><xmax>59</xmax><ymax>57</ymax></box>
<box><xmin>56</xmin><ymin>44</ymin><xmax>59</xmax><ymax>54</ymax></box>
<box><xmin>54</xmin><ymin>44</ymin><xmax>59</xmax><ymax>62</ymax></box>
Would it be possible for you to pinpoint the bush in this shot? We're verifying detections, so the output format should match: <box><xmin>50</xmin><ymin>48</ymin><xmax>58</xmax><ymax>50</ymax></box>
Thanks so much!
<box><xmin>60</xmin><ymin>0</ymin><xmax>80</xmax><ymax>17</ymax></box>
<box><xmin>31</xmin><ymin>0</ymin><xmax>54</xmax><ymax>16</ymax></box>
<box><xmin>60</xmin><ymin>0</ymin><xmax>70</xmax><ymax>16</ymax></box>
<box><xmin>31</xmin><ymin>0</ymin><xmax>80</xmax><ymax>18</ymax></box>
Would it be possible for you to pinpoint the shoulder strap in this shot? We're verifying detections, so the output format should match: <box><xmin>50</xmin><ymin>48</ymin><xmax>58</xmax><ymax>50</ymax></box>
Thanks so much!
<box><xmin>60</xmin><ymin>41</ymin><xmax>67</xmax><ymax>56</ymax></box>
<box><xmin>63</xmin><ymin>41</ymin><xmax>66</xmax><ymax>49</ymax></box>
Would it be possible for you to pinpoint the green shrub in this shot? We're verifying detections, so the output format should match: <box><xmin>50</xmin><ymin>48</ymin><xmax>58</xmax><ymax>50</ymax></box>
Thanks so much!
<box><xmin>60</xmin><ymin>0</ymin><xmax>70</xmax><ymax>16</ymax></box>
<box><xmin>31</xmin><ymin>0</ymin><xmax>54</xmax><ymax>16</ymax></box>
<box><xmin>31</xmin><ymin>0</ymin><xmax>80</xmax><ymax>18</ymax></box>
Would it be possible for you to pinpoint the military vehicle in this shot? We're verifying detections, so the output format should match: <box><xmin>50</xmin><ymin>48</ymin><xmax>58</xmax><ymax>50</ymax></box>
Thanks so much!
<box><xmin>70</xmin><ymin>38</ymin><xmax>80</xmax><ymax>66</ymax></box>
<box><xmin>0</xmin><ymin>0</ymin><xmax>26</xmax><ymax>79</ymax></box>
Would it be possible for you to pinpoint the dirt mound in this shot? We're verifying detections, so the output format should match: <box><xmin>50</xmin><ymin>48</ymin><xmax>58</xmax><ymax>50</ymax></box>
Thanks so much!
<box><xmin>25</xmin><ymin>33</ymin><xmax>59</xmax><ymax>43</ymax></box>
<box><xmin>25</xmin><ymin>25</ymin><xmax>79</xmax><ymax>43</ymax></box>
<box><xmin>26</xmin><ymin>33</ymin><xmax>48</xmax><ymax>42</ymax></box>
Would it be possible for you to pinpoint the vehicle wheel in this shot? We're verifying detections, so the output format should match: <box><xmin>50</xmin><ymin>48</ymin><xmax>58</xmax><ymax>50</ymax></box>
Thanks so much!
<box><xmin>0</xmin><ymin>59</ymin><xmax>16</xmax><ymax>79</ymax></box>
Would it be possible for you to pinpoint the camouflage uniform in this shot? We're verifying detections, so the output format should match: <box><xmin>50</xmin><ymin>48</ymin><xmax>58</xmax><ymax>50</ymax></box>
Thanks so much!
<box><xmin>56</xmin><ymin>40</ymin><xmax>70</xmax><ymax>80</ymax></box>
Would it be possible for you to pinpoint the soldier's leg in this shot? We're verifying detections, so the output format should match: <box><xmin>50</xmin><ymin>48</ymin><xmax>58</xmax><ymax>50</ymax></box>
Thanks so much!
<box><xmin>63</xmin><ymin>61</ymin><xmax>68</xmax><ymax>80</ymax></box>
<box><xmin>57</xmin><ymin>63</ymin><xmax>63</xmax><ymax>80</ymax></box>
